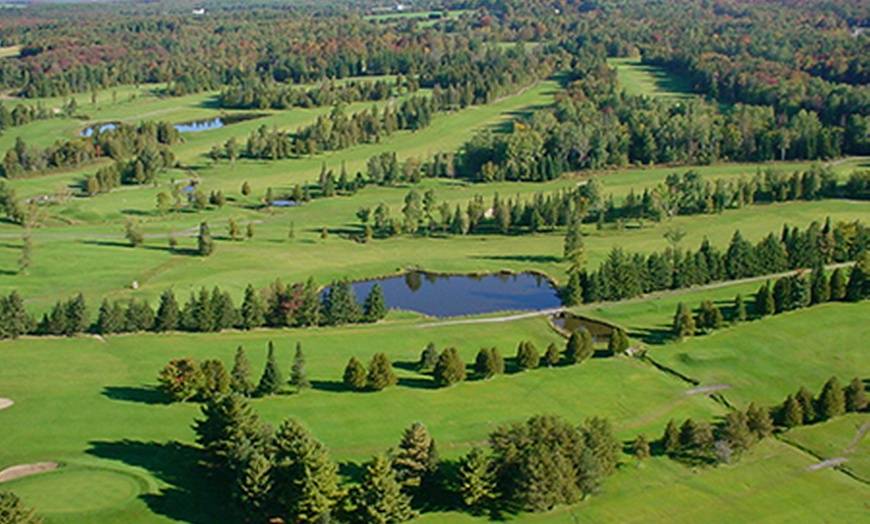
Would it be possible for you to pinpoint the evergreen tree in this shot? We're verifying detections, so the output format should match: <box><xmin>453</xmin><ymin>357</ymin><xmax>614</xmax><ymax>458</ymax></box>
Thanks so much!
<box><xmin>154</xmin><ymin>288</ymin><xmax>180</xmax><ymax>332</ymax></box>
<box><xmin>491</xmin><ymin>347</ymin><xmax>506</xmax><ymax>375</ymax></box>
<box><xmin>343</xmin><ymin>356</ymin><xmax>368</xmax><ymax>391</ymax></box>
<box><xmin>746</xmin><ymin>402</ymin><xmax>774</xmax><ymax>439</ymax></box>
<box><xmin>561</xmin><ymin>269</ymin><xmax>584</xmax><ymax>307</ymax></box>
<box><xmin>662</xmin><ymin>419</ymin><xmax>680</xmax><ymax>456</ymax></box>
<box><xmin>201</xmin><ymin>358</ymin><xmax>232</xmax><ymax>400</ymax></box>
<box><xmin>417</xmin><ymin>342</ymin><xmax>438</xmax><ymax>372</ymax></box>
<box><xmin>563</xmin><ymin>215</ymin><xmax>584</xmax><ymax>259</ymax></box>
<box><xmin>193</xmin><ymin>393</ymin><xmax>268</xmax><ymax>472</ymax></box>
<box><xmin>0</xmin><ymin>490</ymin><xmax>42</xmax><ymax>524</ymax></box>
<box><xmin>733</xmin><ymin>294</ymin><xmax>747</xmax><ymax>323</ymax></box>
<box><xmin>581</xmin><ymin>417</ymin><xmax>621</xmax><ymax>477</ymax></box>
<box><xmin>0</xmin><ymin>291</ymin><xmax>32</xmax><ymax>339</ymax></box>
<box><xmin>230</xmin><ymin>346</ymin><xmax>255</xmax><ymax>397</ymax></box>
<box><xmin>290</xmin><ymin>342</ymin><xmax>311</xmax><ymax>392</ymax></box>
<box><xmin>256</xmin><ymin>341</ymin><xmax>284</xmax><ymax>396</ymax></box>
<box><xmin>239</xmin><ymin>284</ymin><xmax>265</xmax><ymax>330</ymax></box>
<box><xmin>719</xmin><ymin>410</ymin><xmax>753</xmax><ymax>455</ymax></box>
<box><xmin>433</xmin><ymin>347</ymin><xmax>466</xmax><ymax>387</ymax></box>
<box><xmin>607</xmin><ymin>328</ymin><xmax>630</xmax><ymax>355</ymax></box>
<box><xmin>796</xmin><ymin>386</ymin><xmax>817</xmax><ymax>424</ymax></box>
<box><xmin>157</xmin><ymin>357</ymin><xmax>204</xmax><ymax>402</ymax></box>
<box><xmin>457</xmin><ymin>447</ymin><xmax>495</xmax><ymax>512</ymax></box>
<box><xmin>725</xmin><ymin>230</ymin><xmax>757</xmax><ymax>278</ymax></box>
<box><xmin>632</xmin><ymin>434</ymin><xmax>651</xmax><ymax>463</ymax></box>
<box><xmin>515</xmin><ymin>340</ymin><xmax>539</xmax><ymax>370</ymax></box>
<box><xmin>271</xmin><ymin>419</ymin><xmax>342</xmax><ymax>523</ymax></box>
<box><xmin>754</xmin><ymin>282</ymin><xmax>775</xmax><ymax>317</ymax></box>
<box><xmin>780</xmin><ymin>395</ymin><xmax>804</xmax><ymax>428</ymax></box>
<box><xmin>345</xmin><ymin>453</ymin><xmax>416</xmax><ymax>524</ymax></box>
<box><xmin>197</xmin><ymin>221</ymin><xmax>215</xmax><ymax>256</ymax></box>
<box><xmin>829</xmin><ymin>267</ymin><xmax>847</xmax><ymax>301</ymax></box>
<box><xmin>673</xmin><ymin>303</ymin><xmax>696</xmax><ymax>339</ymax></box>
<box><xmin>845</xmin><ymin>253</ymin><xmax>869</xmax><ymax>301</ymax></box>
<box><xmin>295</xmin><ymin>277</ymin><xmax>321</xmax><ymax>327</ymax></box>
<box><xmin>236</xmin><ymin>452</ymin><xmax>273</xmax><ymax>524</ymax></box>
<box><xmin>844</xmin><ymin>377</ymin><xmax>868</xmax><ymax>412</ymax></box>
<box><xmin>95</xmin><ymin>298</ymin><xmax>124</xmax><ymax>335</ymax></box>
<box><xmin>393</xmin><ymin>422</ymin><xmax>438</xmax><ymax>490</ymax></box>
<box><xmin>817</xmin><ymin>376</ymin><xmax>846</xmax><ymax>420</ymax></box>
<box><xmin>474</xmin><ymin>348</ymin><xmax>497</xmax><ymax>378</ymax></box>
<box><xmin>543</xmin><ymin>342</ymin><xmax>561</xmax><ymax>367</ymax></box>
<box><xmin>322</xmin><ymin>280</ymin><xmax>362</xmax><ymax>325</ymax></box>
<box><xmin>810</xmin><ymin>266</ymin><xmax>830</xmax><ymax>304</ymax></box>
<box><xmin>367</xmin><ymin>352</ymin><xmax>398</xmax><ymax>391</ymax></box>
<box><xmin>363</xmin><ymin>283</ymin><xmax>387</xmax><ymax>323</ymax></box>
<box><xmin>66</xmin><ymin>293</ymin><xmax>88</xmax><ymax>334</ymax></box>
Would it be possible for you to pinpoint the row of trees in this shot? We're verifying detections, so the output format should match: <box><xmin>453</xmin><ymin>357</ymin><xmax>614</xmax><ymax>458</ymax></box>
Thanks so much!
<box><xmin>218</xmin><ymin>77</ymin><xmax>401</xmax><ymax>110</ymax></box>
<box><xmin>0</xmin><ymin>279</ymin><xmax>387</xmax><ymax>339</ymax></box>
<box><xmin>568</xmin><ymin>219</ymin><xmax>868</xmax><ymax>305</ymax></box>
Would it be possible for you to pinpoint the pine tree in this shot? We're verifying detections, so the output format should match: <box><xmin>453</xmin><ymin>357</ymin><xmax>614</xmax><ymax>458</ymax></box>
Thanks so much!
<box><xmin>515</xmin><ymin>340</ymin><xmax>539</xmax><ymax>370</ymax></box>
<box><xmin>673</xmin><ymin>303</ymin><xmax>696</xmax><ymax>339</ymax></box>
<box><xmin>746</xmin><ymin>402</ymin><xmax>774</xmax><ymax>439</ymax></box>
<box><xmin>290</xmin><ymin>342</ymin><xmax>311</xmax><ymax>392</ymax></box>
<box><xmin>829</xmin><ymin>267</ymin><xmax>847</xmax><ymax>301</ymax></box>
<box><xmin>457</xmin><ymin>447</ymin><xmax>495</xmax><ymax>512</ymax></box>
<box><xmin>795</xmin><ymin>386</ymin><xmax>817</xmax><ymax>424</ymax></box>
<box><xmin>491</xmin><ymin>347</ymin><xmax>505</xmax><ymax>375</ymax></box>
<box><xmin>393</xmin><ymin>422</ymin><xmax>438</xmax><ymax>490</ymax></box>
<box><xmin>193</xmin><ymin>393</ymin><xmax>267</xmax><ymax>472</ymax></box>
<box><xmin>154</xmin><ymin>288</ymin><xmax>180</xmax><ymax>332</ymax></box>
<box><xmin>810</xmin><ymin>266</ymin><xmax>830</xmax><ymax>304</ymax></box>
<box><xmin>201</xmin><ymin>358</ymin><xmax>231</xmax><ymax>400</ymax></box>
<box><xmin>754</xmin><ymin>282</ymin><xmax>775</xmax><ymax>317</ymax></box>
<box><xmin>632</xmin><ymin>434</ymin><xmax>651</xmax><ymax>463</ymax></box>
<box><xmin>239</xmin><ymin>284</ymin><xmax>265</xmax><ymax>330</ymax></box>
<box><xmin>197</xmin><ymin>221</ymin><xmax>214</xmax><ymax>256</ymax></box>
<box><xmin>474</xmin><ymin>348</ymin><xmax>496</xmax><ymax>378</ymax></box>
<box><xmin>607</xmin><ymin>328</ymin><xmax>630</xmax><ymax>355</ymax></box>
<box><xmin>817</xmin><ymin>376</ymin><xmax>846</xmax><ymax>420</ymax></box>
<box><xmin>66</xmin><ymin>293</ymin><xmax>88</xmax><ymax>334</ymax></box>
<box><xmin>363</xmin><ymin>283</ymin><xmax>387</xmax><ymax>323</ymax></box>
<box><xmin>367</xmin><ymin>352</ymin><xmax>398</xmax><ymax>391</ymax></box>
<box><xmin>346</xmin><ymin>453</ymin><xmax>416</xmax><ymax>524</ymax></box>
<box><xmin>581</xmin><ymin>416</ymin><xmax>622</xmax><ymax>477</ymax></box>
<box><xmin>0</xmin><ymin>490</ymin><xmax>42</xmax><ymax>524</ymax></box>
<box><xmin>256</xmin><ymin>341</ymin><xmax>284</xmax><ymax>396</ymax></box>
<box><xmin>158</xmin><ymin>358</ymin><xmax>205</xmax><ymax>402</ymax></box>
<box><xmin>236</xmin><ymin>452</ymin><xmax>273</xmax><ymax>524</ymax></box>
<box><xmin>662</xmin><ymin>419</ymin><xmax>680</xmax><ymax>456</ymax></box>
<box><xmin>271</xmin><ymin>419</ymin><xmax>342</xmax><ymax>523</ymax></box>
<box><xmin>780</xmin><ymin>395</ymin><xmax>804</xmax><ymax>428</ymax></box>
<box><xmin>230</xmin><ymin>346</ymin><xmax>255</xmax><ymax>397</ymax></box>
<box><xmin>543</xmin><ymin>342</ymin><xmax>561</xmax><ymax>367</ymax></box>
<box><xmin>845</xmin><ymin>254</ymin><xmax>869</xmax><ymax>301</ymax></box>
<box><xmin>719</xmin><ymin>410</ymin><xmax>753</xmax><ymax>455</ymax></box>
<box><xmin>295</xmin><ymin>277</ymin><xmax>321</xmax><ymax>327</ymax></box>
<box><xmin>95</xmin><ymin>298</ymin><xmax>124</xmax><ymax>335</ymax></box>
<box><xmin>228</xmin><ymin>218</ymin><xmax>241</xmax><ymax>241</ymax></box>
<box><xmin>563</xmin><ymin>215</ymin><xmax>584</xmax><ymax>259</ymax></box>
<box><xmin>418</xmin><ymin>342</ymin><xmax>438</xmax><ymax>372</ymax></box>
<box><xmin>845</xmin><ymin>377</ymin><xmax>868</xmax><ymax>412</ymax></box>
<box><xmin>433</xmin><ymin>347</ymin><xmax>466</xmax><ymax>387</ymax></box>
<box><xmin>343</xmin><ymin>357</ymin><xmax>368</xmax><ymax>391</ymax></box>
<box><xmin>733</xmin><ymin>294</ymin><xmax>747</xmax><ymax>323</ymax></box>
<box><xmin>561</xmin><ymin>268</ymin><xmax>584</xmax><ymax>307</ymax></box>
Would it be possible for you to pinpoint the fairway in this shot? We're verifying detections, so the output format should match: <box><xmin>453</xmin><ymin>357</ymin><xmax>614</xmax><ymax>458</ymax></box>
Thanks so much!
<box><xmin>608</xmin><ymin>58</ymin><xmax>695</xmax><ymax>100</ymax></box>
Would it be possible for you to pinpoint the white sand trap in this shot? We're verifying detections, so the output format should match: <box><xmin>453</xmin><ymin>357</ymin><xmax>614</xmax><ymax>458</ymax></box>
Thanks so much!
<box><xmin>0</xmin><ymin>398</ymin><xmax>12</xmax><ymax>410</ymax></box>
<box><xmin>0</xmin><ymin>462</ymin><xmax>59</xmax><ymax>483</ymax></box>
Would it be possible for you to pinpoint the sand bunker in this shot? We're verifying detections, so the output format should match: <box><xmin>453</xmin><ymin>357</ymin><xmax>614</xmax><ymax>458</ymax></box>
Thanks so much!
<box><xmin>0</xmin><ymin>462</ymin><xmax>59</xmax><ymax>483</ymax></box>
<box><xmin>0</xmin><ymin>398</ymin><xmax>12</xmax><ymax>410</ymax></box>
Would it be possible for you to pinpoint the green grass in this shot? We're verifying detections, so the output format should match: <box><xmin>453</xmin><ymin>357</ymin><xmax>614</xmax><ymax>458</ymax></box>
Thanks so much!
<box><xmin>608</xmin><ymin>57</ymin><xmax>695</xmax><ymax>100</ymax></box>
<box><xmin>780</xmin><ymin>413</ymin><xmax>870</xmax><ymax>482</ymax></box>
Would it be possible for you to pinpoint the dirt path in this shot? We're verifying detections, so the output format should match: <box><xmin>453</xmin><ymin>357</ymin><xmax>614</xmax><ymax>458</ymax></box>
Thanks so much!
<box><xmin>0</xmin><ymin>462</ymin><xmax>58</xmax><ymax>483</ymax></box>
<box><xmin>805</xmin><ymin>457</ymin><xmax>848</xmax><ymax>471</ymax></box>
<box><xmin>418</xmin><ymin>262</ymin><xmax>855</xmax><ymax>328</ymax></box>
<box><xmin>845</xmin><ymin>420</ymin><xmax>870</xmax><ymax>454</ymax></box>
<box><xmin>0</xmin><ymin>398</ymin><xmax>12</xmax><ymax>410</ymax></box>
<box><xmin>686</xmin><ymin>384</ymin><xmax>732</xmax><ymax>395</ymax></box>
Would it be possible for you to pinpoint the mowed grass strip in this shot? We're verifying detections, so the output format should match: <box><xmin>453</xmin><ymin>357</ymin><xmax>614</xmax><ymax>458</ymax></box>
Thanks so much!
<box><xmin>608</xmin><ymin>57</ymin><xmax>696</xmax><ymax>100</ymax></box>
<box><xmin>779</xmin><ymin>413</ymin><xmax>870</xmax><ymax>482</ymax></box>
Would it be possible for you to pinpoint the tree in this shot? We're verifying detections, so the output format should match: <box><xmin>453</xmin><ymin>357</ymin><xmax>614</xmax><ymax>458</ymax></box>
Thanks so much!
<box><xmin>393</xmin><ymin>422</ymin><xmax>438</xmax><ymax>490</ymax></box>
<box><xmin>417</xmin><ymin>342</ymin><xmax>438</xmax><ymax>372</ymax></box>
<box><xmin>754</xmin><ymin>282</ymin><xmax>775</xmax><ymax>317</ymax></box>
<box><xmin>733</xmin><ymin>294</ymin><xmax>747</xmax><ymax>323</ymax></box>
<box><xmin>607</xmin><ymin>328</ymin><xmax>630</xmax><ymax>355</ymax></box>
<box><xmin>240</xmin><ymin>181</ymin><xmax>251</xmax><ymax>196</ymax></box>
<box><xmin>154</xmin><ymin>289</ymin><xmax>180</xmax><ymax>332</ymax></box>
<box><xmin>433</xmin><ymin>347</ymin><xmax>466</xmax><ymax>387</ymax></box>
<box><xmin>563</xmin><ymin>215</ymin><xmax>584</xmax><ymax>259</ymax></box>
<box><xmin>230</xmin><ymin>346</ymin><xmax>255</xmax><ymax>397</ymax></box>
<box><xmin>343</xmin><ymin>357</ymin><xmax>368</xmax><ymax>391</ymax></box>
<box><xmin>543</xmin><ymin>342</ymin><xmax>561</xmax><ymax>367</ymax></box>
<box><xmin>830</xmin><ymin>267</ymin><xmax>847</xmax><ymax>301</ymax></box>
<box><xmin>201</xmin><ymin>358</ymin><xmax>231</xmax><ymax>400</ymax></box>
<box><xmin>581</xmin><ymin>417</ymin><xmax>621</xmax><ymax>476</ymax></box>
<box><xmin>345</xmin><ymin>453</ymin><xmax>416</xmax><ymax>524</ymax></box>
<box><xmin>719</xmin><ymin>410</ymin><xmax>753</xmax><ymax>456</ymax></box>
<box><xmin>192</xmin><ymin>393</ymin><xmax>268</xmax><ymax>473</ymax></box>
<box><xmin>0</xmin><ymin>490</ymin><xmax>42</xmax><ymax>524</ymax></box>
<box><xmin>256</xmin><ymin>341</ymin><xmax>284</xmax><ymax>396</ymax></box>
<box><xmin>18</xmin><ymin>230</ymin><xmax>31</xmax><ymax>275</ymax></box>
<box><xmin>672</xmin><ymin>303</ymin><xmax>696</xmax><ymax>339</ymax></box>
<box><xmin>845</xmin><ymin>377</ymin><xmax>868</xmax><ymax>412</ymax></box>
<box><xmin>795</xmin><ymin>386</ymin><xmax>817</xmax><ymax>424</ymax></box>
<box><xmin>662</xmin><ymin>419</ymin><xmax>680</xmax><ymax>456</ymax></box>
<box><xmin>491</xmin><ymin>347</ymin><xmax>506</xmax><ymax>375</ymax></box>
<box><xmin>290</xmin><ymin>342</ymin><xmax>311</xmax><ymax>392</ymax></box>
<box><xmin>632</xmin><ymin>434</ymin><xmax>650</xmax><ymax>463</ymax></box>
<box><xmin>515</xmin><ymin>340</ymin><xmax>539</xmax><ymax>370</ymax></box>
<box><xmin>457</xmin><ymin>447</ymin><xmax>495</xmax><ymax>512</ymax></box>
<box><xmin>780</xmin><ymin>395</ymin><xmax>804</xmax><ymax>428</ymax></box>
<box><xmin>367</xmin><ymin>352</ymin><xmax>398</xmax><ymax>391</ymax></box>
<box><xmin>565</xmin><ymin>329</ymin><xmax>594</xmax><ymax>364</ymax></box>
<box><xmin>287</xmin><ymin>221</ymin><xmax>295</xmax><ymax>242</ymax></box>
<box><xmin>817</xmin><ymin>376</ymin><xmax>846</xmax><ymax>420</ymax></box>
<box><xmin>746</xmin><ymin>403</ymin><xmax>774</xmax><ymax>439</ymax></box>
<box><xmin>236</xmin><ymin>452</ymin><xmax>272</xmax><ymax>524</ymax></box>
<box><xmin>363</xmin><ymin>283</ymin><xmax>387</xmax><ymax>323</ymax></box>
<box><xmin>271</xmin><ymin>419</ymin><xmax>342</xmax><ymax>523</ymax></box>
<box><xmin>245</xmin><ymin>223</ymin><xmax>255</xmax><ymax>240</ymax></box>
<box><xmin>239</xmin><ymin>284</ymin><xmax>265</xmax><ymax>330</ymax></box>
<box><xmin>474</xmin><ymin>348</ymin><xmax>499</xmax><ymax>378</ymax></box>
<box><xmin>94</xmin><ymin>299</ymin><xmax>124</xmax><ymax>335</ymax></box>
<box><xmin>322</xmin><ymin>280</ymin><xmax>362</xmax><ymax>325</ymax></box>
<box><xmin>846</xmin><ymin>253</ymin><xmax>869</xmax><ymax>301</ymax></box>
<box><xmin>810</xmin><ymin>266</ymin><xmax>830</xmax><ymax>304</ymax></box>
<box><xmin>158</xmin><ymin>358</ymin><xmax>205</xmax><ymax>402</ymax></box>
<box><xmin>197</xmin><ymin>221</ymin><xmax>214</xmax><ymax>256</ymax></box>
<box><xmin>124</xmin><ymin>218</ymin><xmax>144</xmax><ymax>247</ymax></box>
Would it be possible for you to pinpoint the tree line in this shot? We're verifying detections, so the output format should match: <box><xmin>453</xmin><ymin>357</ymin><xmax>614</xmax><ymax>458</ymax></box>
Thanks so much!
<box><xmin>0</xmin><ymin>279</ymin><xmax>387</xmax><ymax>340</ymax></box>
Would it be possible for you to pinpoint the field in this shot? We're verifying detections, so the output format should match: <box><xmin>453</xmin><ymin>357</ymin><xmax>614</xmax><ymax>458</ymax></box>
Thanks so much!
<box><xmin>0</xmin><ymin>58</ymin><xmax>868</xmax><ymax>524</ymax></box>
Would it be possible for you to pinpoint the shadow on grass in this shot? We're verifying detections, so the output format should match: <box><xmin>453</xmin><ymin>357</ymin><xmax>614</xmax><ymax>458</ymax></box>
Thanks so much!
<box><xmin>310</xmin><ymin>380</ymin><xmax>347</xmax><ymax>393</ymax></box>
<box><xmin>472</xmin><ymin>254</ymin><xmax>562</xmax><ymax>264</ymax></box>
<box><xmin>102</xmin><ymin>385</ymin><xmax>169</xmax><ymax>405</ymax></box>
<box><xmin>87</xmin><ymin>439</ymin><xmax>234</xmax><ymax>524</ymax></box>
<box><xmin>398</xmin><ymin>376</ymin><xmax>438</xmax><ymax>390</ymax></box>
<box><xmin>630</xmin><ymin>324</ymin><xmax>675</xmax><ymax>346</ymax></box>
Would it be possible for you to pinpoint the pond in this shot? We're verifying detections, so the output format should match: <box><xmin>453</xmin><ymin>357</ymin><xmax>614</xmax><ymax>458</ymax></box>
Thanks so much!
<box><xmin>79</xmin><ymin>113</ymin><xmax>266</xmax><ymax>136</ymax></box>
<box><xmin>551</xmin><ymin>312</ymin><xmax>616</xmax><ymax>344</ymax></box>
<box><xmin>344</xmin><ymin>271</ymin><xmax>561</xmax><ymax>318</ymax></box>
<box><xmin>78</xmin><ymin>122</ymin><xmax>118</xmax><ymax>136</ymax></box>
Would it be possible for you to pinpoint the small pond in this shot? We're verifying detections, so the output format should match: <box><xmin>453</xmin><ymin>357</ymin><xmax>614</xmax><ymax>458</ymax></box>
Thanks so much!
<box><xmin>551</xmin><ymin>312</ymin><xmax>616</xmax><ymax>344</ymax></box>
<box><xmin>342</xmin><ymin>271</ymin><xmax>561</xmax><ymax>318</ymax></box>
<box><xmin>78</xmin><ymin>122</ymin><xmax>118</xmax><ymax>136</ymax></box>
<box><xmin>79</xmin><ymin>113</ymin><xmax>265</xmax><ymax>137</ymax></box>
<box><xmin>271</xmin><ymin>200</ymin><xmax>299</xmax><ymax>207</ymax></box>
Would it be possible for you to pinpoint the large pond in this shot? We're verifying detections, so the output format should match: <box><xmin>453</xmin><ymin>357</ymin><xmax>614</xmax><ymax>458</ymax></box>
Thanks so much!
<box><xmin>79</xmin><ymin>113</ymin><xmax>265</xmax><ymax>136</ymax></box>
<box><xmin>343</xmin><ymin>271</ymin><xmax>561</xmax><ymax>318</ymax></box>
